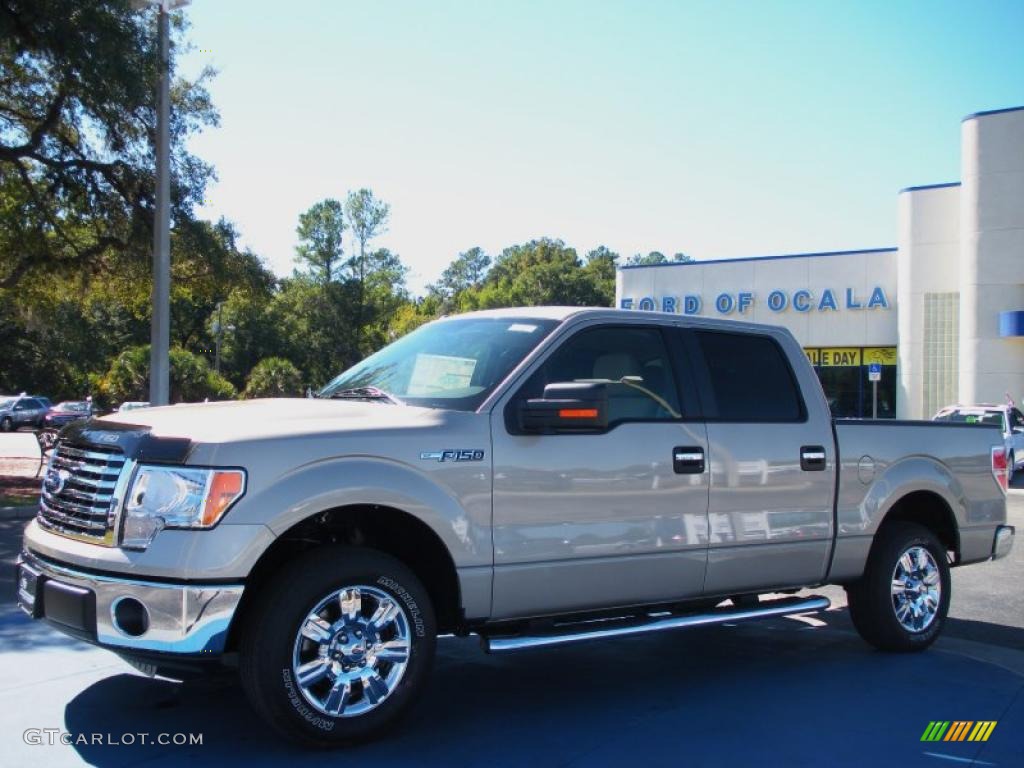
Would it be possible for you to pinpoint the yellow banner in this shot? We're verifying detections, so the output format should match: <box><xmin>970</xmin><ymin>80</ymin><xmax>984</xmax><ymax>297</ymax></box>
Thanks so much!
<box><xmin>863</xmin><ymin>347</ymin><xmax>897</xmax><ymax>366</ymax></box>
<box><xmin>805</xmin><ymin>347</ymin><xmax>862</xmax><ymax>367</ymax></box>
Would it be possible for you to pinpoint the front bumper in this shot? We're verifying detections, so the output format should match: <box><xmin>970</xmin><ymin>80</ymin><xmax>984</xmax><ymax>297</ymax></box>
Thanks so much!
<box><xmin>993</xmin><ymin>525</ymin><xmax>1015</xmax><ymax>560</ymax></box>
<box><xmin>16</xmin><ymin>549</ymin><xmax>244</xmax><ymax>655</ymax></box>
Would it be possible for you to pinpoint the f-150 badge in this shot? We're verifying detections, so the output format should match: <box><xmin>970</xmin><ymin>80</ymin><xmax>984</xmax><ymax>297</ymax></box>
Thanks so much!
<box><xmin>420</xmin><ymin>449</ymin><xmax>485</xmax><ymax>462</ymax></box>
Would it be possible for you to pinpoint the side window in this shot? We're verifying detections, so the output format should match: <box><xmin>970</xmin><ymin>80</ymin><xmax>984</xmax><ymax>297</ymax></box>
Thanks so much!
<box><xmin>520</xmin><ymin>326</ymin><xmax>682</xmax><ymax>425</ymax></box>
<box><xmin>695</xmin><ymin>331</ymin><xmax>804</xmax><ymax>422</ymax></box>
<box><xmin>14</xmin><ymin>400</ymin><xmax>29</xmax><ymax>411</ymax></box>
<box><xmin>1012</xmin><ymin>409</ymin><xmax>1024</xmax><ymax>429</ymax></box>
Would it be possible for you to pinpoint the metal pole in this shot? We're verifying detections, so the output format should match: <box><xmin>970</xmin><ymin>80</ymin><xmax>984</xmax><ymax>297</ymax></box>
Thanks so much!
<box><xmin>149</xmin><ymin>3</ymin><xmax>171</xmax><ymax>406</ymax></box>
<box><xmin>214</xmin><ymin>301</ymin><xmax>223</xmax><ymax>374</ymax></box>
<box><xmin>872</xmin><ymin>380</ymin><xmax>878</xmax><ymax>419</ymax></box>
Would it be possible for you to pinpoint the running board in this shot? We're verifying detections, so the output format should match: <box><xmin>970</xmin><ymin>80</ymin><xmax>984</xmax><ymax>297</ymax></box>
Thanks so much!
<box><xmin>481</xmin><ymin>595</ymin><xmax>831</xmax><ymax>653</ymax></box>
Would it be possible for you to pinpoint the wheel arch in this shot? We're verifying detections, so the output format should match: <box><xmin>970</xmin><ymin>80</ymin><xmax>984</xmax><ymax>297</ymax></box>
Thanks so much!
<box><xmin>877</xmin><ymin>489</ymin><xmax>960</xmax><ymax>562</ymax></box>
<box><xmin>227</xmin><ymin>504</ymin><xmax>465</xmax><ymax>651</ymax></box>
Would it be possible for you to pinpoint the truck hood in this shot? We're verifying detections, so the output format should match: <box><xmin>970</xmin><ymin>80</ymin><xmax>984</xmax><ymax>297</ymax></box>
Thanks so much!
<box><xmin>98</xmin><ymin>398</ymin><xmax>444</xmax><ymax>443</ymax></box>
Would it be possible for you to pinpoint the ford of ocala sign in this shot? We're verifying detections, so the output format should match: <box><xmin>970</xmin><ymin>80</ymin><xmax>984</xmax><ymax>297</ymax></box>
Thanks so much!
<box><xmin>619</xmin><ymin>286</ymin><xmax>890</xmax><ymax>315</ymax></box>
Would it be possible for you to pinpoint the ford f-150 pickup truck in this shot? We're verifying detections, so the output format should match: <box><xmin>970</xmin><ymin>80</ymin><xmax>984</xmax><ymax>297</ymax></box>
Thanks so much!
<box><xmin>17</xmin><ymin>307</ymin><xmax>1015</xmax><ymax>745</ymax></box>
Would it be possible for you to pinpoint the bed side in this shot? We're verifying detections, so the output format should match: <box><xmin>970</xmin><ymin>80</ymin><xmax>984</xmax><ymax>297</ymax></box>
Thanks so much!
<box><xmin>828</xmin><ymin>420</ymin><xmax>1006</xmax><ymax>583</ymax></box>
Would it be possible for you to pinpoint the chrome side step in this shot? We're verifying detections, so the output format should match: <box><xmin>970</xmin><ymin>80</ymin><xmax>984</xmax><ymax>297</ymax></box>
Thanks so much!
<box><xmin>481</xmin><ymin>595</ymin><xmax>831</xmax><ymax>653</ymax></box>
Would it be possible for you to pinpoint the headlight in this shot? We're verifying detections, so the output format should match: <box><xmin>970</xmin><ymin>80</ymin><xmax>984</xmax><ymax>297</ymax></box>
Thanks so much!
<box><xmin>121</xmin><ymin>465</ymin><xmax>246</xmax><ymax>550</ymax></box>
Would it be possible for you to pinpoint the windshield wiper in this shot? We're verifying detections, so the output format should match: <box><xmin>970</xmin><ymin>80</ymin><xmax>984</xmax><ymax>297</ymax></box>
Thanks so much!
<box><xmin>324</xmin><ymin>386</ymin><xmax>404</xmax><ymax>404</ymax></box>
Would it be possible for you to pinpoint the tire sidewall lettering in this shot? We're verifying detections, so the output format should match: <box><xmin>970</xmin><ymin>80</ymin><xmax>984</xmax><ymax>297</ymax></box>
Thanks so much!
<box><xmin>377</xmin><ymin>576</ymin><xmax>426</xmax><ymax>638</ymax></box>
<box><xmin>281</xmin><ymin>668</ymin><xmax>336</xmax><ymax>731</ymax></box>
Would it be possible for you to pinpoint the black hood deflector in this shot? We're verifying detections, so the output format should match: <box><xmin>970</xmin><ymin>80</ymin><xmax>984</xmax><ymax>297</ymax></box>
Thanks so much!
<box><xmin>60</xmin><ymin>419</ymin><xmax>193</xmax><ymax>464</ymax></box>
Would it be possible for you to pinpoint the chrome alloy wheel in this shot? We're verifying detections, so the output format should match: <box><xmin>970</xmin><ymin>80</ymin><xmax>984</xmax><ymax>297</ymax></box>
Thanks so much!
<box><xmin>291</xmin><ymin>585</ymin><xmax>411</xmax><ymax>717</ymax></box>
<box><xmin>890</xmin><ymin>546</ymin><xmax>942</xmax><ymax>632</ymax></box>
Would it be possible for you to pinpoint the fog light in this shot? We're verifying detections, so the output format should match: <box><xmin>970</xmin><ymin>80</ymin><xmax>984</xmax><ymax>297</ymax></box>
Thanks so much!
<box><xmin>112</xmin><ymin>597</ymin><xmax>149</xmax><ymax>637</ymax></box>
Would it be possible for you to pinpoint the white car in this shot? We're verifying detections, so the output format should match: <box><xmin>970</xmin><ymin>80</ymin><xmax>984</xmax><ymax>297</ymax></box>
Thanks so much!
<box><xmin>933</xmin><ymin>403</ymin><xmax>1024</xmax><ymax>479</ymax></box>
<box><xmin>116</xmin><ymin>401</ymin><xmax>151</xmax><ymax>413</ymax></box>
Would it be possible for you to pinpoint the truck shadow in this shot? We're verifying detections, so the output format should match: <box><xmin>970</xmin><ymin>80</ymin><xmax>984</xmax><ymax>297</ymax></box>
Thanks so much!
<box><xmin>63</xmin><ymin>612</ymin><xmax>1024</xmax><ymax>768</ymax></box>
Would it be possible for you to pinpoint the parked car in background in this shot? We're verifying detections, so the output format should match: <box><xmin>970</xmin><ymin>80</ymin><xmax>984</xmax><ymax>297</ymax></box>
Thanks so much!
<box><xmin>44</xmin><ymin>401</ymin><xmax>93</xmax><ymax>428</ymax></box>
<box><xmin>0</xmin><ymin>395</ymin><xmax>51</xmax><ymax>431</ymax></box>
<box><xmin>933</xmin><ymin>403</ymin><xmax>1024</xmax><ymax>479</ymax></box>
<box><xmin>116</xmin><ymin>401</ymin><xmax>151</xmax><ymax>413</ymax></box>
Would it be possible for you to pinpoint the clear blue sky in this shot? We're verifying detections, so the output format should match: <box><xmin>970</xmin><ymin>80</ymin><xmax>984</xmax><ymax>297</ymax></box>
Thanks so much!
<box><xmin>178</xmin><ymin>0</ymin><xmax>1024</xmax><ymax>293</ymax></box>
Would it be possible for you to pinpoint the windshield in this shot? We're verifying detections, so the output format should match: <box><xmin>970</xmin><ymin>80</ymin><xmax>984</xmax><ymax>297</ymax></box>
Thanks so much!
<box><xmin>320</xmin><ymin>317</ymin><xmax>559</xmax><ymax>411</ymax></box>
<box><xmin>55</xmin><ymin>401</ymin><xmax>88</xmax><ymax>412</ymax></box>
<box><xmin>935</xmin><ymin>409</ymin><xmax>1006</xmax><ymax>430</ymax></box>
<box><xmin>0</xmin><ymin>399</ymin><xmax>13</xmax><ymax>410</ymax></box>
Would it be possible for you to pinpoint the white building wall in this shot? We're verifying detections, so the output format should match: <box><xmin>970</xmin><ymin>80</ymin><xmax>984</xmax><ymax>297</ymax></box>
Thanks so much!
<box><xmin>959</xmin><ymin>108</ymin><xmax>1024</xmax><ymax>406</ymax></box>
<box><xmin>896</xmin><ymin>184</ymin><xmax>961</xmax><ymax>419</ymax></box>
<box><xmin>615</xmin><ymin>250</ymin><xmax>898</xmax><ymax>348</ymax></box>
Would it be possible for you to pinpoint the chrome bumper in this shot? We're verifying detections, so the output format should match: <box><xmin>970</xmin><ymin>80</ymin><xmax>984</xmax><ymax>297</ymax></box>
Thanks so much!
<box><xmin>16</xmin><ymin>549</ymin><xmax>244</xmax><ymax>655</ymax></box>
<box><xmin>993</xmin><ymin>525</ymin><xmax>1015</xmax><ymax>560</ymax></box>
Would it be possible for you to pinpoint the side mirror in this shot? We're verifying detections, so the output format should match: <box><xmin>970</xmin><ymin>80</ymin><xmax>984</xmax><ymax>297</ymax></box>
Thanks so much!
<box><xmin>517</xmin><ymin>382</ymin><xmax>608</xmax><ymax>434</ymax></box>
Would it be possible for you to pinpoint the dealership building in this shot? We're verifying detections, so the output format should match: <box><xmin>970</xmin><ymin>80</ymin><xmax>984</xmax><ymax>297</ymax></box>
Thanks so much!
<box><xmin>616</xmin><ymin>106</ymin><xmax>1024</xmax><ymax>420</ymax></box>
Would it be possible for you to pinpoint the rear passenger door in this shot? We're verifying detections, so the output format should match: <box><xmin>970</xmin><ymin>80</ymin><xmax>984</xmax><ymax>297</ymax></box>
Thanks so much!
<box><xmin>682</xmin><ymin>328</ymin><xmax>836</xmax><ymax>595</ymax></box>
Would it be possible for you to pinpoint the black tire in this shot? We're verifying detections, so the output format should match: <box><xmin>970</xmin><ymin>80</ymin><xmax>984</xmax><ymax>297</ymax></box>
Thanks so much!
<box><xmin>1009</xmin><ymin>452</ymin><xmax>1015</xmax><ymax>483</ymax></box>
<box><xmin>846</xmin><ymin>521</ymin><xmax>950</xmax><ymax>652</ymax></box>
<box><xmin>0</xmin><ymin>417</ymin><xmax>11</xmax><ymax>432</ymax></box>
<box><xmin>239</xmin><ymin>546</ymin><xmax>436</xmax><ymax>747</ymax></box>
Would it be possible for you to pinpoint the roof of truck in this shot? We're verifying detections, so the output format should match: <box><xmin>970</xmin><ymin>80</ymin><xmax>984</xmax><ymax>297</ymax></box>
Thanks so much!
<box><xmin>443</xmin><ymin>306</ymin><xmax>595</xmax><ymax>322</ymax></box>
<box><xmin>442</xmin><ymin>306</ymin><xmax>795</xmax><ymax>337</ymax></box>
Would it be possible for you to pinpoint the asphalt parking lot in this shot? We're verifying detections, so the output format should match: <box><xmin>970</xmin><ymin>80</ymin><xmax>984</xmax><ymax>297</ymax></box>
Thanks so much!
<box><xmin>0</xmin><ymin>455</ymin><xmax>1021</xmax><ymax>766</ymax></box>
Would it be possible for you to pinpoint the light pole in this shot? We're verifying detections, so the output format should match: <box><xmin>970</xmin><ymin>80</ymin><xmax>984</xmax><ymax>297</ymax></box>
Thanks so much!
<box><xmin>212</xmin><ymin>301</ymin><xmax>235</xmax><ymax>375</ymax></box>
<box><xmin>134</xmin><ymin>0</ymin><xmax>190</xmax><ymax>405</ymax></box>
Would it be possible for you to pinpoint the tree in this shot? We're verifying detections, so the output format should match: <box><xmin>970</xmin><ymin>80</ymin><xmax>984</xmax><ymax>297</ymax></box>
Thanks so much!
<box><xmin>100</xmin><ymin>345</ymin><xmax>235</xmax><ymax>405</ymax></box>
<box><xmin>344</xmin><ymin>189</ymin><xmax>390</xmax><ymax>349</ymax></box>
<box><xmin>430</xmin><ymin>247</ymin><xmax>491</xmax><ymax>302</ymax></box>
<box><xmin>583</xmin><ymin>246</ymin><xmax>619</xmax><ymax>306</ymax></box>
<box><xmin>244</xmin><ymin>357</ymin><xmax>303</xmax><ymax>398</ymax></box>
<box><xmin>626</xmin><ymin>251</ymin><xmax>669</xmax><ymax>266</ymax></box>
<box><xmin>295</xmin><ymin>199</ymin><xmax>345</xmax><ymax>283</ymax></box>
<box><xmin>0</xmin><ymin>0</ymin><xmax>218</xmax><ymax>289</ymax></box>
<box><xmin>672</xmin><ymin>252</ymin><xmax>693</xmax><ymax>263</ymax></box>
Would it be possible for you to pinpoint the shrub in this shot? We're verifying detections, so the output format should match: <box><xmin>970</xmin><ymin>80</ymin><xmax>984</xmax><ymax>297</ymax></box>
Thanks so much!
<box><xmin>243</xmin><ymin>357</ymin><xmax>304</xmax><ymax>398</ymax></box>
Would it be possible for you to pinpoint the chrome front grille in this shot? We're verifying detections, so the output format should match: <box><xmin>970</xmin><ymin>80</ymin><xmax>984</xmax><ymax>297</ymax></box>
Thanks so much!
<box><xmin>38</xmin><ymin>442</ymin><xmax>128</xmax><ymax>545</ymax></box>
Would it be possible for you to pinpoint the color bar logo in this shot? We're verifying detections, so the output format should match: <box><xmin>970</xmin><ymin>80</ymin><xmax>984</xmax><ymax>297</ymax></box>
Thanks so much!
<box><xmin>921</xmin><ymin>721</ymin><xmax>997</xmax><ymax>742</ymax></box>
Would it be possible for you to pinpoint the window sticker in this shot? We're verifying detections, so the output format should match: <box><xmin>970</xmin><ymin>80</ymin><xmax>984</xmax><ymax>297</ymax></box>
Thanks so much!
<box><xmin>407</xmin><ymin>353</ymin><xmax>478</xmax><ymax>396</ymax></box>
<box><xmin>507</xmin><ymin>323</ymin><xmax>539</xmax><ymax>333</ymax></box>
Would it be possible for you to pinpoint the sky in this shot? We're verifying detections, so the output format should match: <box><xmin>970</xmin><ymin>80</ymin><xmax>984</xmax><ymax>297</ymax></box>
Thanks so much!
<box><xmin>177</xmin><ymin>0</ymin><xmax>1024</xmax><ymax>294</ymax></box>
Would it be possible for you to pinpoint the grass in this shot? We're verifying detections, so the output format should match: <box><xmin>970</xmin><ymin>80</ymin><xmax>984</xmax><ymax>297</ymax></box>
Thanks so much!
<box><xmin>0</xmin><ymin>474</ymin><xmax>41</xmax><ymax>506</ymax></box>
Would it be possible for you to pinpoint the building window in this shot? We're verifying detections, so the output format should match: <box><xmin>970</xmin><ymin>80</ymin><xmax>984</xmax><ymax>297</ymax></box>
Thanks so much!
<box><xmin>923</xmin><ymin>292</ymin><xmax>959</xmax><ymax>418</ymax></box>
<box><xmin>803</xmin><ymin>346</ymin><xmax>897</xmax><ymax>418</ymax></box>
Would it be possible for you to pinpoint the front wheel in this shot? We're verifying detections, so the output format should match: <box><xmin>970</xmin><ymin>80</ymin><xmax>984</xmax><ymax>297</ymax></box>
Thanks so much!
<box><xmin>239</xmin><ymin>546</ymin><xmax>437</xmax><ymax>747</ymax></box>
<box><xmin>0</xmin><ymin>416</ymin><xmax>11</xmax><ymax>432</ymax></box>
<box><xmin>846</xmin><ymin>521</ymin><xmax>950</xmax><ymax>652</ymax></box>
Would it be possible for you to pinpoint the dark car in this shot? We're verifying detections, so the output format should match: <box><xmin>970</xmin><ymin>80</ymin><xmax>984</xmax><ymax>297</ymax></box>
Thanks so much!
<box><xmin>0</xmin><ymin>395</ymin><xmax>51</xmax><ymax>431</ymax></box>
<box><xmin>43</xmin><ymin>400</ymin><xmax>93</xmax><ymax>428</ymax></box>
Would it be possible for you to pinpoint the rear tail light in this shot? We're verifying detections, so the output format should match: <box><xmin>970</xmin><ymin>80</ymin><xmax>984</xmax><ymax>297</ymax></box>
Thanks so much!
<box><xmin>992</xmin><ymin>446</ymin><xmax>1009</xmax><ymax>493</ymax></box>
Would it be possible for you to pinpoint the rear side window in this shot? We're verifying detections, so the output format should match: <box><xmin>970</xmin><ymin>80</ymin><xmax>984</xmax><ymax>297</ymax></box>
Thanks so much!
<box><xmin>694</xmin><ymin>331</ymin><xmax>804</xmax><ymax>422</ymax></box>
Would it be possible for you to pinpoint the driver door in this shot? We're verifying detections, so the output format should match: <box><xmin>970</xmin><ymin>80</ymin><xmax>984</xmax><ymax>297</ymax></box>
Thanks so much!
<box><xmin>489</xmin><ymin>322</ymin><xmax>709</xmax><ymax>620</ymax></box>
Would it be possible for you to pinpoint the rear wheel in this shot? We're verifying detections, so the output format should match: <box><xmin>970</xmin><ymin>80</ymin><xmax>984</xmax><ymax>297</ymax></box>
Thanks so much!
<box><xmin>239</xmin><ymin>546</ymin><xmax>436</xmax><ymax>746</ymax></box>
<box><xmin>846</xmin><ymin>521</ymin><xmax>950</xmax><ymax>652</ymax></box>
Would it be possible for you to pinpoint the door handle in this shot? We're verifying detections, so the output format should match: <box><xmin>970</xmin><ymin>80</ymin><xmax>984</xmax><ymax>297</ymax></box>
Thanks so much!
<box><xmin>673</xmin><ymin>446</ymin><xmax>705</xmax><ymax>474</ymax></box>
<box><xmin>800</xmin><ymin>445</ymin><xmax>827</xmax><ymax>471</ymax></box>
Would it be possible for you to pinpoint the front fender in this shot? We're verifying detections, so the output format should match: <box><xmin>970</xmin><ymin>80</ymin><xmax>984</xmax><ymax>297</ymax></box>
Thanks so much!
<box><xmin>227</xmin><ymin>456</ymin><xmax>491</xmax><ymax>569</ymax></box>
